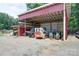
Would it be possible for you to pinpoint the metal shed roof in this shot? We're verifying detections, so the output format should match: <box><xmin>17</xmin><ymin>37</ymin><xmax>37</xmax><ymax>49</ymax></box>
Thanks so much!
<box><xmin>18</xmin><ymin>3</ymin><xmax>64</xmax><ymax>21</ymax></box>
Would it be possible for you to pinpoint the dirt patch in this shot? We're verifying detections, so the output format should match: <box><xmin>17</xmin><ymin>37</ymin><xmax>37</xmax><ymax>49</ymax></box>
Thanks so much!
<box><xmin>0</xmin><ymin>36</ymin><xmax>79</xmax><ymax>56</ymax></box>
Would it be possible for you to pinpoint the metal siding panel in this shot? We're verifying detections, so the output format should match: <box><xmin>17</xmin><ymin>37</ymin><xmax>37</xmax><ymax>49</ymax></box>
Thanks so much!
<box><xmin>51</xmin><ymin>22</ymin><xmax>63</xmax><ymax>31</ymax></box>
<box><xmin>40</xmin><ymin>23</ymin><xmax>50</xmax><ymax>32</ymax></box>
<box><xmin>52</xmin><ymin>22</ymin><xmax>58</xmax><ymax>30</ymax></box>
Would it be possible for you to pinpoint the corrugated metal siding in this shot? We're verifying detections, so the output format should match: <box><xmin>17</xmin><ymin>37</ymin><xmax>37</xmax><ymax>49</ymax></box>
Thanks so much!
<box><xmin>52</xmin><ymin>22</ymin><xmax>63</xmax><ymax>31</ymax></box>
<box><xmin>40</xmin><ymin>22</ymin><xmax>63</xmax><ymax>32</ymax></box>
<box><xmin>40</xmin><ymin>23</ymin><xmax>50</xmax><ymax>32</ymax></box>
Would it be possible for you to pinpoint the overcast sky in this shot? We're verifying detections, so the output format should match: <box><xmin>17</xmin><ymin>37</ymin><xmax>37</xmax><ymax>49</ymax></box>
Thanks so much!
<box><xmin>0</xmin><ymin>3</ymin><xmax>26</xmax><ymax>18</ymax></box>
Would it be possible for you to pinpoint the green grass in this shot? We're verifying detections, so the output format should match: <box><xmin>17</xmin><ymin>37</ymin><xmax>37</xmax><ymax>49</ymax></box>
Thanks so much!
<box><xmin>0</xmin><ymin>32</ymin><xmax>3</xmax><ymax>36</ymax></box>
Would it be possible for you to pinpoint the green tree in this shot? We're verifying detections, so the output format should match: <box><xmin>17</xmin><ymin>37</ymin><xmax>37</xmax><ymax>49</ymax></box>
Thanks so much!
<box><xmin>26</xmin><ymin>3</ymin><xmax>47</xmax><ymax>10</ymax></box>
<box><xmin>0</xmin><ymin>23</ymin><xmax>4</xmax><ymax>30</ymax></box>
<box><xmin>68</xmin><ymin>16</ymin><xmax>79</xmax><ymax>33</ymax></box>
<box><xmin>68</xmin><ymin>3</ymin><xmax>79</xmax><ymax>33</ymax></box>
<box><xmin>0</xmin><ymin>12</ymin><xmax>18</xmax><ymax>30</ymax></box>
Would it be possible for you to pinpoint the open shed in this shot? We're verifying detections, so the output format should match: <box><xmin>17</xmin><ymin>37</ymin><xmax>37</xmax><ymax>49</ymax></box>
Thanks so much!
<box><xmin>18</xmin><ymin>3</ymin><xmax>64</xmax><ymax>39</ymax></box>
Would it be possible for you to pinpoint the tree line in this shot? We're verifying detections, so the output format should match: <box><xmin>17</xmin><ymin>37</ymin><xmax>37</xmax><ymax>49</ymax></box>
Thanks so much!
<box><xmin>0</xmin><ymin>12</ymin><xmax>18</xmax><ymax>30</ymax></box>
<box><xmin>68</xmin><ymin>3</ymin><xmax>79</xmax><ymax>33</ymax></box>
<box><xmin>26</xmin><ymin>3</ymin><xmax>47</xmax><ymax>10</ymax></box>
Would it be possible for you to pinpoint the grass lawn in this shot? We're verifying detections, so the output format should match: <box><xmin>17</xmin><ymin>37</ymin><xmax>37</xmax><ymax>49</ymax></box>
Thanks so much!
<box><xmin>0</xmin><ymin>32</ymin><xmax>3</xmax><ymax>36</ymax></box>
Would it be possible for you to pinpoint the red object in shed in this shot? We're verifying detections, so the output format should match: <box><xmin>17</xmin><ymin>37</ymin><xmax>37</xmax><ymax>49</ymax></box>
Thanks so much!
<box><xmin>19</xmin><ymin>26</ymin><xmax>26</xmax><ymax>36</ymax></box>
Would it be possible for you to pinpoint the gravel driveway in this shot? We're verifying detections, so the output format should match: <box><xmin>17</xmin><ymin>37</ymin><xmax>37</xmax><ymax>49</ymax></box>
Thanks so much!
<box><xmin>0</xmin><ymin>35</ymin><xmax>79</xmax><ymax>56</ymax></box>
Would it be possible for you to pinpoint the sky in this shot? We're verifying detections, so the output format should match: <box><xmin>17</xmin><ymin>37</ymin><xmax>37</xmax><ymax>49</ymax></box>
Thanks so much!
<box><xmin>0</xmin><ymin>3</ymin><xmax>26</xmax><ymax>18</ymax></box>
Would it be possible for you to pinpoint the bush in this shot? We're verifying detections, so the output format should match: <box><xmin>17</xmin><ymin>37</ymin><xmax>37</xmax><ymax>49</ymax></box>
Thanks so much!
<box><xmin>68</xmin><ymin>16</ymin><xmax>79</xmax><ymax>33</ymax></box>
